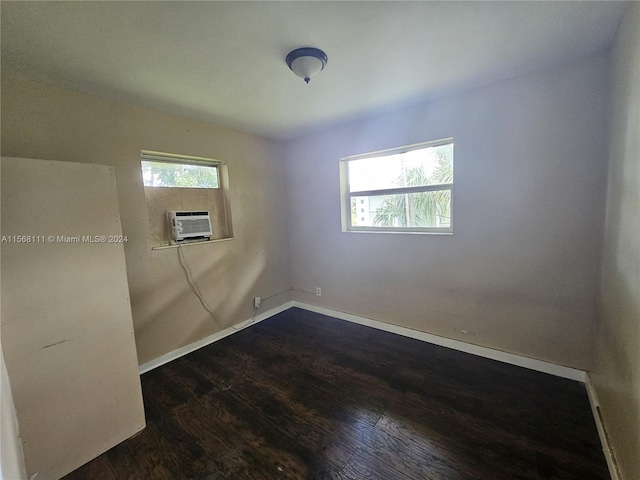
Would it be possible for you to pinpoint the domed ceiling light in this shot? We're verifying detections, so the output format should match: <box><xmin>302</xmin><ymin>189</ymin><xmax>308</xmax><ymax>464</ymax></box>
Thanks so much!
<box><xmin>286</xmin><ymin>47</ymin><xmax>328</xmax><ymax>84</ymax></box>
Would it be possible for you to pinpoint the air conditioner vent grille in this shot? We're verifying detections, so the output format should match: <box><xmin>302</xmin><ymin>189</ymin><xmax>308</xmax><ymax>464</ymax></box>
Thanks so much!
<box><xmin>180</xmin><ymin>218</ymin><xmax>210</xmax><ymax>235</ymax></box>
<box><xmin>167</xmin><ymin>210</ymin><xmax>212</xmax><ymax>243</ymax></box>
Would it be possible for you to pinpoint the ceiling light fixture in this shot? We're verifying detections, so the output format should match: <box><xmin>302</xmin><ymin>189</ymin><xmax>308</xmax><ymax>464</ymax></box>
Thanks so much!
<box><xmin>286</xmin><ymin>47</ymin><xmax>328</xmax><ymax>84</ymax></box>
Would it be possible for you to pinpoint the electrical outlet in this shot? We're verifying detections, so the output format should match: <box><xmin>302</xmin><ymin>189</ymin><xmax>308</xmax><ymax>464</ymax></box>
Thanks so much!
<box><xmin>254</xmin><ymin>296</ymin><xmax>261</xmax><ymax>309</ymax></box>
<box><xmin>316</xmin><ymin>287</ymin><xmax>321</xmax><ymax>296</ymax></box>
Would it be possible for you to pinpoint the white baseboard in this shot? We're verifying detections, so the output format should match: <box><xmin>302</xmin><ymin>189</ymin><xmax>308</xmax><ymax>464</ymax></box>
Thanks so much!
<box><xmin>291</xmin><ymin>301</ymin><xmax>586</xmax><ymax>382</ymax></box>
<box><xmin>585</xmin><ymin>375</ymin><xmax>621</xmax><ymax>480</ymax></box>
<box><xmin>139</xmin><ymin>299</ymin><xmax>586</xmax><ymax>382</ymax></box>
<box><xmin>138</xmin><ymin>301</ymin><xmax>294</xmax><ymax>374</ymax></box>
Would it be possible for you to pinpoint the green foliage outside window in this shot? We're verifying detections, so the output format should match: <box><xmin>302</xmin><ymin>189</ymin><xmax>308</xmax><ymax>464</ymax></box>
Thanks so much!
<box><xmin>142</xmin><ymin>161</ymin><xmax>219</xmax><ymax>188</ymax></box>
<box><xmin>373</xmin><ymin>148</ymin><xmax>452</xmax><ymax>228</ymax></box>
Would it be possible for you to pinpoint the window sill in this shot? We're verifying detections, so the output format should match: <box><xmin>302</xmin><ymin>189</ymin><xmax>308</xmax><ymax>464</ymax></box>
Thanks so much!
<box><xmin>343</xmin><ymin>228</ymin><xmax>452</xmax><ymax>235</ymax></box>
<box><xmin>151</xmin><ymin>237</ymin><xmax>234</xmax><ymax>250</ymax></box>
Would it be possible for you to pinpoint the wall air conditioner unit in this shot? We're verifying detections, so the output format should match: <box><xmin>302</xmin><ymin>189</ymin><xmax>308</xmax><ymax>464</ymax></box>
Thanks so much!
<box><xmin>168</xmin><ymin>210</ymin><xmax>212</xmax><ymax>243</ymax></box>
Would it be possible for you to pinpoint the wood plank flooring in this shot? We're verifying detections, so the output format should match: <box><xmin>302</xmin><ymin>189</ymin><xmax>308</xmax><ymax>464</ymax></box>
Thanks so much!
<box><xmin>64</xmin><ymin>308</ymin><xmax>609</xmax><ymax>479</ymax></box>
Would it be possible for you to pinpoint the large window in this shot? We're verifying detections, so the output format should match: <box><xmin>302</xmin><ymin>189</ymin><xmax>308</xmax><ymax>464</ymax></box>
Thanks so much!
<box><xmin>340</xmin><ymin>139</ymin><xmax>453</xmax><ymax>234</ymax></box>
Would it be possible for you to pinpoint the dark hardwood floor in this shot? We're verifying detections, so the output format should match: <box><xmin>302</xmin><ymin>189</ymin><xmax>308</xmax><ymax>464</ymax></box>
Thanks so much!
<box><xmin>64</xmin><ymin>308</ymin><xmax>609</xmax><ymax>480</ymax></box>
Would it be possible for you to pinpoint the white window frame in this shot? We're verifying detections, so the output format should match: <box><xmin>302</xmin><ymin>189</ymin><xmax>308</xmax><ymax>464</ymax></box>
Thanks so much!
<box><xmin>340</xmin><ymin>138</ymin><xmax>454</xmax><ymax>234</ymax></box>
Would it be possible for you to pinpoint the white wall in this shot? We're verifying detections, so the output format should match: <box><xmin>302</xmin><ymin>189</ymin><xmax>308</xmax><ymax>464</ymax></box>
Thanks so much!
<box><xmin>284</xmin><ymin>54</ymin><xmax>609</xmax><ymax>370</ymax></box>
<box><xmin>593</xmin><ymin>3</ymin><xmax>640</xmax><ymax>480</ymax></box>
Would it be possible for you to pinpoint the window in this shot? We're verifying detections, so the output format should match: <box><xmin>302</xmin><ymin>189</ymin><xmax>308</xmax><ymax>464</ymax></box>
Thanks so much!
<box><xmin>141</xmin><ymin>153</ymin><xmax>219</xmax><ymax>188</ymax></box>
<box><xmin>140</xmin><ymin>151</ymin><xmax>233</xmax><ymax>248</ymax></box>
<box><xmin>340</xmin><ymin>139</ymin><xmax>453</xmax><ymax>234</ymax></box>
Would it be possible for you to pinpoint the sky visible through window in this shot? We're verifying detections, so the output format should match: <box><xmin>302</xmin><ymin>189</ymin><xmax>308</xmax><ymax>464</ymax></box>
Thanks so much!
<box><xmin>348</xmin><ymin>144</ymin><xmax>450</xmax><ymax>192</ymax></box>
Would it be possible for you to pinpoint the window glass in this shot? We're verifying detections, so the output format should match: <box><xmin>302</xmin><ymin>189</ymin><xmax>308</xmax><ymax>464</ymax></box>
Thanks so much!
<box><xmin>348</xmin><ymin>143</ymin><xmax>452</xmax><ymax>192</ymax></box>
<box><xmin>142</xmin><ymin>161</ymin><xmax>219</xmax><ymax>188</ymax></box>
<box><xmin>341</xmin><ymin>139</ymin><xmax>453</xmax><ymax>234</ymax></box>
<box><xmin>351</xmin><ymin>190</ymin><xmax>451</xmax><ymax>228</ymax></box>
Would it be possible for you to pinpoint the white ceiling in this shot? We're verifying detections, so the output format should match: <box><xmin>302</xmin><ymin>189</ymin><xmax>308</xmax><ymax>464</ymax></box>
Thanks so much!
<box><xmin>1</xmin><ymin>1</ymin><xmax>628</xmax><ymax>140</ymax></box>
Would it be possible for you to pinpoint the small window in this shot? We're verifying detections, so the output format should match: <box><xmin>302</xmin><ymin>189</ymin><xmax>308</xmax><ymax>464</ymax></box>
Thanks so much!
<box><xmin>340</xmin><ymin>139</ymin><xmax>453</xmax><ymax>234</ymax></box>
<box><xmin>140</xmin><ymin>151</ymin><xmax>233</xmax><ymax>248</ymax></box>
<box><xmin>142</xmin><ymin>154</ymin><xmax>219</xmax><ymax>188</ymax></box>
